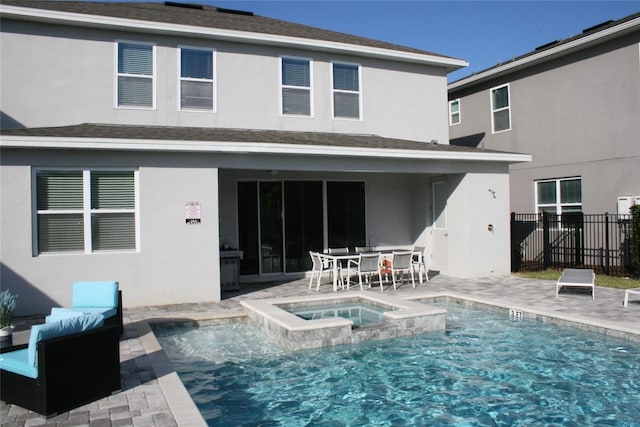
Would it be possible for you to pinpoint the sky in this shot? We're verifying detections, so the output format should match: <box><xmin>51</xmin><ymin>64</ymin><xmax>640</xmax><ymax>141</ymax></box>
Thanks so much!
<box><xmin>204</xmin><ymin>0</ymin><xmax>640</xmax><ymax>82</ymax></box>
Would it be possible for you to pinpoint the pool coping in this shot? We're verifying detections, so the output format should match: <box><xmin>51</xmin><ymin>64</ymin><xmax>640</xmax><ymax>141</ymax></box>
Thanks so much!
<box><xmin>240</xmin><ymin>292</ymin><xmax>447</xmax><ymax>350</ymax></box>
<box><xmin>138</xmin><ymin>291</ymin><xmax>640</xmax><ymax>426</ymax></box>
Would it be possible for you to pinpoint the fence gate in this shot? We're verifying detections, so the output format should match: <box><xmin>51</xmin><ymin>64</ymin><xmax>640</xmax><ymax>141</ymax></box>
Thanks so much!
<box><xmin>511</xmin><ymin>212</ymin><xmax>633</xmax><ymax>276</ymax></box>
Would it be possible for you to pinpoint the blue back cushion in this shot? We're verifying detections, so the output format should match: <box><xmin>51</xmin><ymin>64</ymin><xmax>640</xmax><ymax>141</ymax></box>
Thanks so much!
<box><xmin>27</xmin><ymin>313</ymin><xmax>105</xmax><ymax>366</ymax></box>
<box><xmin>72</xmin><ymin>281</ymin><xmax>118</xmax><ymax>308</ymax></box>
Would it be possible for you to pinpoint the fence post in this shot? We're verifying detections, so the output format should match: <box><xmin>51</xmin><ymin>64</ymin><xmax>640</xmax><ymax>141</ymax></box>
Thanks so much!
<box><xmin>543</xmin><ymin>211</ymin><xmax>550</xmax><ymax>269</ymax></box>
<box><xmin>605</xmin><ymin>213</ymin><xmax>610</xmax><ymax>275</ymax></box>
<box><xmin>510</xmin><ymin>212</ymin><xmax>516</xmax><ymax>272</ymax></box>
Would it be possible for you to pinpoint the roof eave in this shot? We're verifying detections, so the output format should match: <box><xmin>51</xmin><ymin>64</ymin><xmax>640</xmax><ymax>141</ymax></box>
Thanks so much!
<box><xmin>0</xmin><ymin>135</ymin><xmax>532</xmax><ymax>164</ymax></box>
<box><xmin>0</xmin><ymin>4</ymin><xmax>468</xmax><ymax>71</ymax></box>
<box><xmin>448</xmin><ymin>15</ymin><xmax>640</xmax><ymax>91</ymax></box>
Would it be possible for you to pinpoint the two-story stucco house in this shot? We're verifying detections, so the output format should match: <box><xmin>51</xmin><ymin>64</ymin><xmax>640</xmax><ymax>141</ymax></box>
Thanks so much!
<box><xmin>1</xmin><ymin>1</ymin><xmax>529</xmax><ymax>315</ymax></box>
<box><xmin>448</xmin><ymin>12</ymin><xmax>640</xmax><ymax>217</ymax></box>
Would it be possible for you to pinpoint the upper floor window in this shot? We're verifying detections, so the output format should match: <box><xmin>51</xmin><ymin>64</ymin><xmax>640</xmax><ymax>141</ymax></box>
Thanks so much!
<box><xmin>449</xmin><ymin>99</ymin><xmax>461</xmax><ymax>125</ymax></box>
<box><xmin>332</xmin><ymin>62</ymin><xmax>361</xmax><ymax>119</ymax></box>
<box><xmin>281</xmin><ymin>57</ymin><xmax>311</xmax><ymax>116</ymax></box>
<box><xmin>535</xmin><ymin>177</ymin><xmax>582</xmax><ymax>216</ymax></box>
<box><xmin>491</xmin><ymin>84</ymin><xmax>511</xmax><ymax>133</ymax></box>
<box><xmin>117</xmin><ymin>41</ymin><xmax>154</xmax><ymax>108</ymax></box>
<box><xmin>180</xmin><ymin>47</ymin><xmax>214</xmax><ymax>111</ymax></box>
<box><xmin>34</xmin><ymin>169</ymin><xmax>138</xmax><ymax>254</ymax></box>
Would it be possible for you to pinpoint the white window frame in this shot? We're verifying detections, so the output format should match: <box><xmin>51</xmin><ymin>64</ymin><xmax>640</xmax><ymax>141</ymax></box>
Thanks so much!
<box><xmin>432</xmin><ymin>181</ymin><xmax>447</xmax><ymax>230</ymax></box>
<box><xmin>178</xmin><ymin>45</ymin><xmax>216</xmax><ymax>112</ymax></box>
<box><xmin>115</xmin><ymin>40</ymin><xmax>156</xmax><ymax>109</ymax></box>
<box><xmin>490</xmin><ymin>83</ymin><xmax>511</xmax><ymax>133</ymax></box>
<box><xmin>534</xmin><ymin>177</ymin><xmax>582</xmax><ymax>216</ymax></box>
<box><xmin>331</xmin><ymin>61</ymin><xmax>362</xmax><ymax>120</ymax></box>
<box><xmin>32</xmin><ymin>168</ymin><xmax>140</xmax><ymax>256</ymax></box>
<box><xmin>449</xmin><ymin>99</ymin><xmax>461</xmax><ymax>125</ymax></box>
<box><xmin>280</xmin><ymin>56</ymin><xmax>313</xmax><ymax>117</ymax></box>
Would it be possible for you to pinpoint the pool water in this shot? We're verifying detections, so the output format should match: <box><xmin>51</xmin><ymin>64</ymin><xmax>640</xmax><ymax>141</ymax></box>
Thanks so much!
<box><xmin>154</xmin><ymin>303</ymin><xmax>640</xmax><ymax>426</ymax></box>
<box><xmin>288</xmin><ymin>302</ymin><xmax>387</xmax><ymax>327</ymax></box>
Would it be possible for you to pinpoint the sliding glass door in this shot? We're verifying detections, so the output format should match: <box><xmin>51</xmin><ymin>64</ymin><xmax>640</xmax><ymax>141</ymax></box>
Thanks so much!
<box><xmin>259</xmin><ymin>182</ymin><xmax>283</xmax><ymax>274</ymax></box>
<box><xmin>237</xmin><ymin>180</ymin><xmax>364</xmax><ymax>276</ymax></box>
<box><xmin>284</xmin><ymin>181</ymin><xmax>323</xmax><ymax>272</ymax></box>
<box><xmin>327</xmin><ymin>181</ymin><xmax>366</xmax><ymax>249</ymax></box>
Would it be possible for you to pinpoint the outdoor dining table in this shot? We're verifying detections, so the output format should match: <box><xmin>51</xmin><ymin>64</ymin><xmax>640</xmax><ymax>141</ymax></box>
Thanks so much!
<box><xmin>321</xmin><ymin>248</ymin><xmax>423</xmax><ymax>292</ymax></box>
<box><xmin>319</xmin><ymin>252</ymin><xmax>361</xmax><ymax>292</ymax></box>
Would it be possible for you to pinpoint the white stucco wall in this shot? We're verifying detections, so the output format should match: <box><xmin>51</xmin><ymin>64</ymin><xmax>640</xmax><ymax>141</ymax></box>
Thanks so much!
<box><xmin>443</xmin><ymin>171</ymin><xmax>511</xmax><ymax>278</ymax></box>
<box><xmin>1</xmin><ymin>19</ymin><xmax>448</xmax><ymax>143</ymax></box>
<box><xmin>0</xmin><ymin>150</ymin><xmax>220</xmax><ymax>315</ymax></box>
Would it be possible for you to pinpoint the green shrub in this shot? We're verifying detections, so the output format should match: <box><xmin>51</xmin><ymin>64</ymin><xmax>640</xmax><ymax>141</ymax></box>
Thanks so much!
<box><xmin>0</xmin><ymin>289</ymin><xmax>18</xmax><ymax>328</ymax></box>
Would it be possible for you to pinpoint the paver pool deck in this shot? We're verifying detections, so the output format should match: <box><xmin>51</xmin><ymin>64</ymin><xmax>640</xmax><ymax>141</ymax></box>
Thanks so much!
<box><xmin>2</xmin><ymin>274</ymin><xmax>639</xmax><ymax>426</ymax></box>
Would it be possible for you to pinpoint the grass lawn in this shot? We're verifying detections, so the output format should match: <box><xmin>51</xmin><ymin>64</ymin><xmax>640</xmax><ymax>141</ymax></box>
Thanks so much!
<box><xmin>515</xmin><ymin>269</ymin><xmax>640</xmax><ymax>289</ymax></box>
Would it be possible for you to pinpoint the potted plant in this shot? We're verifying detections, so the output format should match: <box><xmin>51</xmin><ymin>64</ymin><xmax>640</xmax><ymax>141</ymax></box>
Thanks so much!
<box><xmin>0</xmin><ymin>289</ymin><xmax>18</xmax><ymax>340</ymax></box>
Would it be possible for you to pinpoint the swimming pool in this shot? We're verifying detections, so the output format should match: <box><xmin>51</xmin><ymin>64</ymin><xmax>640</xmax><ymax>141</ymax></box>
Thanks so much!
<box><xmin>154</xmin><ymin>303</ymin><xmax>640</xmax><ymax>426</ymax></box>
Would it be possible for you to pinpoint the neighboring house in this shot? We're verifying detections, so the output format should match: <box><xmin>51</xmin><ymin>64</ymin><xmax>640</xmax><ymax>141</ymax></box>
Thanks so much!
<box><xmin>0</xmin><ymin>1</ymin><xmax>528</xmax><ymax>315</ymax></box>
<box><xmin>448</xmin><ymin>12</ymin><xmax>640</xmax><ymax>216</ymax></box>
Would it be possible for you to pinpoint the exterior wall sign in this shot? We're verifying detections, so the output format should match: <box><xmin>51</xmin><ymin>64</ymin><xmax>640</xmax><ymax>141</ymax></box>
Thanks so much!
<box><xmin>185</xmin><ymin>201</ymin><xmax>201</xmax><ymax>224</ymax></box>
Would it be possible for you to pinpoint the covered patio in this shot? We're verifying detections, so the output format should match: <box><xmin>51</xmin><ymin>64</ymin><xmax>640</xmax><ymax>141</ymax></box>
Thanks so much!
<box><xmin>1</xmin><ymin>124</ymin><xmax>530</xmax><ymax>313</ymax></box>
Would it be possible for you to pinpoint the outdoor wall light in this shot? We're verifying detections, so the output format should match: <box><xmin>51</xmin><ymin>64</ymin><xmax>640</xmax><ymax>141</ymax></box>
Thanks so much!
<box><xmin>487</xmin><ymin>224</ymin><xmax>494</xmax><ymax>232</ymax></box>
<box><xmin>488</xmin><ymin>188</ymin><xmax>496</xmax><ymax>198</ymax></box>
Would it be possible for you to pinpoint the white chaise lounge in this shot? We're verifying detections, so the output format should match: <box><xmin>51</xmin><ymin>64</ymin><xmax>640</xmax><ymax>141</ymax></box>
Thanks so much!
<box><xmin>556</xmin><ymin>268</ymin><xmax>595</xmax><ymax>300</ymax></box>
<box><xmin>623</xmin><ymin>288</ymin><xmax>640</xmax><ymax>307</ymax></box>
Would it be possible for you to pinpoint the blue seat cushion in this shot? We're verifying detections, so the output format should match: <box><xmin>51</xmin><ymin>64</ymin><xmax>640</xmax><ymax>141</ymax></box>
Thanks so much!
<box><xmin>0</xmin><ymin>349</ymin><xmax>38</xmax><ymax>379</ymax></box>
<box><xmin>72</xmin><ymin>281</ymin><xmax>118</xmax><ymax>309</ymax></box>
<box><xmin>27</xmin><ymin>313</ymin><xmax>105</xmax><ymax>366</ymax></box>
<box><xmin>46</xmin><ymin>307</ymin><xmax>84</xmax><ymax>323</ymax></box>
<box><xmin>49</xmin><ymin>306</ymin><xmax>117</xmax><ymax>320</ymax></box>
<box><xmin>70</xmin><ymin>306</ymin><xmax>117</xmax><ymax>319</ymax></box>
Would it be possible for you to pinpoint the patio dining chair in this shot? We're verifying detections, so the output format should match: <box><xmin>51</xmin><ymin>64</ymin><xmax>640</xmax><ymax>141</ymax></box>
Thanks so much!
<box><xmin>309</xmin><ymin>251</ymin><xmax>333</xmax><ymax>291</ymax></box>
<box><xmin>390</xmin><ymin>251</ymin><xmax>416</xmax><ymax>290</ymax></box>
<box><xmin>411</xmin><ymin>246</ymin><xmax>428</xmax><ymax>283</ymax></box>
<box><xmin>347</xmin><ymin>252</ymin><xmax>383</xmax><ymax>291</ymax></box>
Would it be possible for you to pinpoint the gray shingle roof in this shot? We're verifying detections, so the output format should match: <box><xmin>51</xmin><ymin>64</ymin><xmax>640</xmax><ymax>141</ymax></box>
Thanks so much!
<box><xmin>1</xmin><ymin>0</ymin><xmax>458</xmax><ymax>60</ymax></box>
<box><xmin>0</xmin><ymin>123</ymin><xmax>518</xmax><ymax>155</ymax></box>
<box><xmin>449</xmin><ymin>11</ymin><xmax>640</xmax><ymax>86</ymax></box>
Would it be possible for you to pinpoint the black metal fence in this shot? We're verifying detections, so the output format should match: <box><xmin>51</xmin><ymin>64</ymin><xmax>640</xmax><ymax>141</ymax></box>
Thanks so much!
<box><xmin>511</xmin><ymin>212</ymin><xmax>634</xmax><ymax>276</ymax></box>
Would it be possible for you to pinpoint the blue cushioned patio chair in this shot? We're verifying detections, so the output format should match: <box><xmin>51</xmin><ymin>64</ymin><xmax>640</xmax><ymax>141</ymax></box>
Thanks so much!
<box><xmin>0</xmin><ymin>314</ymin><xmax>121</xmax><ymax>416</ymax></box>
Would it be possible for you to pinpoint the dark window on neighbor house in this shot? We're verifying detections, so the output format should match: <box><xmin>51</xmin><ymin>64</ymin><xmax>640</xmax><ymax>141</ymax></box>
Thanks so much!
<box><xmin>117</xmin><ymin>42</ymin><xmax>154</xmax><ymax>107</ymax></box>
<box><xmin>281</xmin><ymin>57</ymin><xmax>311</xmax><ymax>116</ymax></box>
<box><xmin>491</xmin><ymin>84</ymin><xmax>511</xmax><ymax>133</ymax></box>
<box><xmin>180</xmin><ymin>47</ymin><xmax>214</xmax><ymax>111</ymax></box>
<box><xmin>333</xmin><ymin>62</ymin><xmax>360</xmax><ymax>119</ymax></box>
<box><xmin>536</xmin><ymin>177</ymin><xmax>582</xmax><ymax>216</ymax></box>
<box><xmin>35</xmin><ymin>170</ymin><xmax>137</xmax><ymax>254</ymax></box>
<box><xmin>449</xmin><ymin>99</ymin><xmax>460</xmax><ymax>125</ymax></box>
